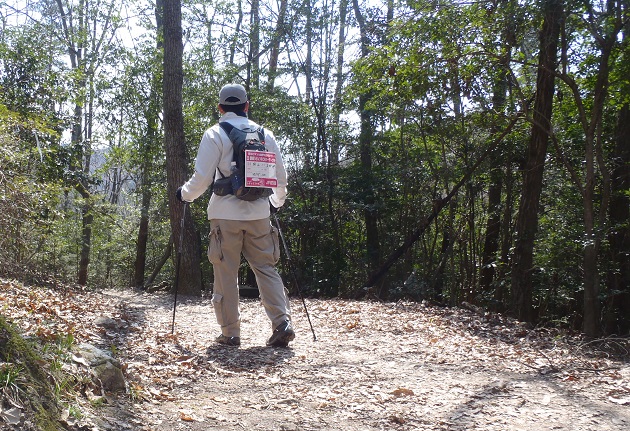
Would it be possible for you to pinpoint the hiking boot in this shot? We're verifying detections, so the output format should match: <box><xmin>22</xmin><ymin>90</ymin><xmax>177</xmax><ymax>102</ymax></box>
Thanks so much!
<box><xmin>215</xmin><ymin>335</ymin><xmax>240</xmax><ymax>347</ymax></box>
<box><xmin>266</xmin><ymin>321</ymin><xmax>295</xmax><ymax>347</ymax></box>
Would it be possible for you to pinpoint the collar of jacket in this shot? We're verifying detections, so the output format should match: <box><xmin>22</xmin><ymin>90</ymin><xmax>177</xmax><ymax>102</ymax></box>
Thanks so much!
<box><xmin>220</xmin><ymin>111</ymin><xmax>247</xmax><ymax>120</ymax></box>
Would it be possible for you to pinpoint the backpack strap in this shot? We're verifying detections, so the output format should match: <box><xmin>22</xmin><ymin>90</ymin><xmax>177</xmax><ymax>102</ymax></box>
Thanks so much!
<box><xmin>219</xmin><ymin>121</ymin><xmax>242</xmax><ymax>162</ymax></box>
<box><xmin>217</xmin><ymin>122</ymin><xmax>237</xmax><ymax>178</ymax></box>
<box><xmin>219</xmin><ymin>121</ymin><xmax>234</xmax><ymax>136</ymax></box>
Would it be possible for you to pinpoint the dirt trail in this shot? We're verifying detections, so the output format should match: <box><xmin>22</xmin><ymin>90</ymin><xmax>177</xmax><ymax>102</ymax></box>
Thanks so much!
<box><xmin>90</xmin><ymin>289</ymin><xmax>629</xmax><ymax>431</ymax></box>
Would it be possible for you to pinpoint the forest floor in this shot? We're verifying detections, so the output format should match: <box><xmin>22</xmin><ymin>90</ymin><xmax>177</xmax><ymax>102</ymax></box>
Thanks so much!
<box><xmin>2</xmin><ymin>280</ymin><xmax>630</xmax><ymax>431</ymax></box>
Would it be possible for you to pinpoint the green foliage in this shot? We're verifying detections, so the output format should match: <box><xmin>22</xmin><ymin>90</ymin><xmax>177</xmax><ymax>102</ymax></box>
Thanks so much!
<box><xmin>0</xmin><ymin>361</ymin><xmax>23</xmax><ymax>399</ymax></box>
<box><xmin>0</xmin><ymin>0</ymin><xmax>627</xmax><ymax>333</ymax></box>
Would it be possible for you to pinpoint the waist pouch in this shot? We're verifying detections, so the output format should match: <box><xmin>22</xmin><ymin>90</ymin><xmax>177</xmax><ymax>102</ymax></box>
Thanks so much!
<box><xmin>212</xmin><ymin>177</ymin><xmax>232</xmax><ymax>196</ymax></box>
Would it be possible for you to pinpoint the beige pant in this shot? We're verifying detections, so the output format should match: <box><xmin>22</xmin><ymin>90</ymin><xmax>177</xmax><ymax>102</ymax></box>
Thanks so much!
<box><xmin>207</xmin><ymin>218</ymin><xmax>291</xmax><ymax>338</ymax></box>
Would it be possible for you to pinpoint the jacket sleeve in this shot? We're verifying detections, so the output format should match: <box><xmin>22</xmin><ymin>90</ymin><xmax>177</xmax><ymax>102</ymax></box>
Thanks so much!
<box><xmin>266</xmin><ymin>130</ymin><xmax>288</xmax><ymax>208</ymax></box>
<box><xmin>181</xmin><ymin>128</ymin><xmax>221</xmax><ymax>202</ymax></box>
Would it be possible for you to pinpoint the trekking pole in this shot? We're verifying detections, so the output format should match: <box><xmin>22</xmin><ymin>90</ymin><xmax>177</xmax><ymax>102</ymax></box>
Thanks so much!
<box><xmin>272</xmin><ymin>213</ymin><xmax>317</xmax><ymax>341</ymax></box>
<box><xmin>171</xmin><ymin>202</ymin><xmax>187</xmax><ymax>334</ymax></box>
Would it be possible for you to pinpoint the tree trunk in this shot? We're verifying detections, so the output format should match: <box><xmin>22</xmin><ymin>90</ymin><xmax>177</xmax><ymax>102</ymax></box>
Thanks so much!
<box><xmin>510</xmin><ymin>0</ymin><xmax>562</xmax><ymax>323</ymax></box>
<box><xmin>266</xmin><ymin>0</ymin><xmax>288</xmax><ymax>91</ymax></box>
<box><xmin>55</xmin><ymin>0</ymin><xmax>118</xmax><ymax>286</ymax></box>
<box><xmin>580</xmin><ymin>27</ymin><xmax>621</xmax><ymax>337</ymax></box>
<box><xmin>249</xmin><ymin>0</ymin><xmax>260</xmax><ymax>88</ymax></box>
<box><xmin>480</xmin><ymin>37</ymin><xmax>512</xmax><ymax>293</ymax></box>
<box><xmin>305</xmin><ymin>0</ymin><xmax>314</xmax><ymax>103</ymax></box>
<box><xmin>558</xmin><ymin>3</ymin><xmax>622</xmax><ymax>337</ymax></box>
<box><xmin>607</xmin><ymin>0</ymin><xmax>630</xmax><ymax>324</ymax></box>
<box><xmin>352</xmin><ymin>0</ymin><xmax>380</xmax><ymax>289</ymax></box>
<box><xmin>57</xmin><ymin>0</ymin><xmax>91</xmax><ymax>285</ymax></box>
<box><xmin>134</xmin><ymin>185</ymin><xmax>151</xmax><ymax>288</ymax></box>
<box><xmin>77</xmin><ymin>205</ymin><xmax>93</xmax><ymax>286</ymax></box>
<box><xmin>77</xmin><ymin>75</ymin><xmax>95</xmax><ymax>286</ymax></box>
<box><xmin>229</xmin><ymin>0</ymin><xmax>243</xmax><ymax>64</ymax></box>
<box><xmin>134</xmin><ymin>0</ymin><xmax>164</xmax><ymax>288</ymax></box>
<box><xmin>319</xmin><ymin>0</ymin><xmax>349</xmax><ymax>296</ymax></box>
<box><xmin>480</xmin><ymin>171</ymin><xmax>502</xmax><ymax>291</ymax></box>
<box><xmin>433</xmin><ymin>199</ymin><xmax>456</xmax><ymax>301</ymax></box>
<box><xmin>331</xmin><ymin>0</ymin><xmax>348</xmax><ymax>166</ymax></box>
<box><xmin>605</xmin><ymin>102</ymin><xmax>630</xmax><ymax>334</ymax></box>
<box><xmin>495</xmin><ymin>164</ymin><xmax>515</xmax><ymax>310</ymax></box>
<box><xmin>145</xmin><ymin>233</ymin><xmax>173</xmax><ymax>288</ymax></box>
<box><xmin>77</xmin><ymin>73</ymin><xmax>96</xmax><ymax>286</ymax></box>
<box><xmin>163</xmin><ymin>0</ymin><xmax>202</xmax><ymax>295</ymax></box>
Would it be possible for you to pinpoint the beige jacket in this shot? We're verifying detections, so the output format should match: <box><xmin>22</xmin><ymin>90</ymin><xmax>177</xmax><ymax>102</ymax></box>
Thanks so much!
<box><xmin>181</xmin><ymin>112</ymin><xmax>287</xmax><ymax>220</ymax></box>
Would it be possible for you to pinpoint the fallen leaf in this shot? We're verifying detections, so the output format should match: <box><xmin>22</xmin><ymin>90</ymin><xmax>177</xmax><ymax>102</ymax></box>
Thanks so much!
<box><xmin>180</xmin><ymin>411</ymin><xmax>195</xmax><ymax>422</ymax></box>
<box><xmin>391</xmin><ymin>388</ymin><xmax>414</xmax><ymax>397</ymax></box>
<box><xmin>389</xmin><ymin>414</ymin><xmax>406</xmax><ymax>424</ymax></box>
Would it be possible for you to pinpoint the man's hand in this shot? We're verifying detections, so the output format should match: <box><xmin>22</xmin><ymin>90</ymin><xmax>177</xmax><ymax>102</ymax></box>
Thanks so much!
<box><xmin>176</xmin><ymin>186</ymin><xmax>185</xmax><ymax>203</ymax></box>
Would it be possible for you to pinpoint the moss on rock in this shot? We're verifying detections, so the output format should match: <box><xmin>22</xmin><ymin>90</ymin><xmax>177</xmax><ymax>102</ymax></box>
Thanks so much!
<box><xmin>0</xmin><ymin>315</ymin><xmax>69</xmax><ymax>431</ymax></box>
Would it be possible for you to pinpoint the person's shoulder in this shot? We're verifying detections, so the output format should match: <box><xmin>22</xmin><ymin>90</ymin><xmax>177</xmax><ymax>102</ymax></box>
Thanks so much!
<box><xmin>245</xmin><ymin>119</ymin><xmax>270</xmax><ymax>132</ymax></box>
<box><xmin>245</xmin><ymin>118</ymin><xmax>261</xmax><ymax>129</ymax></box>
<box><xmin>263</xmin><ymin>127</ymin><xmax>276</xmax><ymax>139</ymax></box>
<box><xmin>204</xmin><ymin>123</ymin><xmax>222</xmax><ymax>135</ymax></box>
<box><xmin>201</xmin><ymin>123</ymin><xmax>224</xmax><ymax>143</ymax></box>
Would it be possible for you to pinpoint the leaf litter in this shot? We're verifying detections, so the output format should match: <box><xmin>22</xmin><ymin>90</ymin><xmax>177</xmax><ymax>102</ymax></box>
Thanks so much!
<box><xmin>1</xmin><ymin>279</ymin><xmax>629</xmax><ymax>430</ymax></box>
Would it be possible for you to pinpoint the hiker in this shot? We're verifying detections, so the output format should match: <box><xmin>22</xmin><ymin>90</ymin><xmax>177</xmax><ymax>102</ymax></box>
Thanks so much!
<box><xmin>175</xmin><ymin>83</ymin><xmax>294</xmax><ymax>348</ymax></box>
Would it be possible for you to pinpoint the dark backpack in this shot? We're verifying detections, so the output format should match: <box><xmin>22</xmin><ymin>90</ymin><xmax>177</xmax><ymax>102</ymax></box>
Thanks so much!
<box><xmin>212</xmin><ymin>122</ymin><xmax>274</xmax><ymax>201</ymax></box>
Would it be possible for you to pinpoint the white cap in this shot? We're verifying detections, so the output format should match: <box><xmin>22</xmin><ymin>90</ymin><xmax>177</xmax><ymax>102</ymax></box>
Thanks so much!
<box><xmin>219</xmin><ymin>84</ymin><xmax>248</xmax><ymax>105</ymax></box>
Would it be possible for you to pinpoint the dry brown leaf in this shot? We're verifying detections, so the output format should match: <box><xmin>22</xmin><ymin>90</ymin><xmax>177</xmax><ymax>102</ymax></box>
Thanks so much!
<box><xmin>389</xmin><ymin>414</ymin><xmax>406</xmax><ymax>424</ymax></box>
<box><xmin>179</xmin><ymin>411</ymin><xmax>194</xmax><ymax>422</ymax></box>
<box><xmin>391</xmin><ymin>388</ymin><xmax>414</xmax><ymax>397</ymax></box>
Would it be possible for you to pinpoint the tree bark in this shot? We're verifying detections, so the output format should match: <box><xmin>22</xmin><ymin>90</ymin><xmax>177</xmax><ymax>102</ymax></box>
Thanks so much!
<box><xmin>510</xmin><ymin>0</ymin><xmax>562</xmax><ymax>323</ymax></box>
<box><xmin>249</xmin><ymin>0</ymin><xmax>260</xmax><ymax>88</ymax></box>
<box><xmin>496</xmin><ymin>164</ymin><xmax>515</xmax><ymax>309</ymax></box>
<box><xmin>134</xmin><ymin>0</ymin><xmax>164</xmax><ymax>288</ymax></box>
<box><xmin>134</xmin><ymin>185</ymin><xmax>151</xmax><ymax>288</ymax></box>
<box><xmin>145</xmin><ymin>233</ymin><xmax>173</xmax><ymax>288</ymax></box>
<box><xmin>352</xmin><ymin>0</ymin><xmax>381</xmax><ymax>289</ymax></box>
<box><xmin>77</xmin><ymin>204</ymin><xmax>93</xmax><ymax>286</ymax></box>
<box><xmin>229</xmin><ymin>0</ymin><xmax>243</xmax><ymax>64</ymax></box>
<box><xmin>605</xmin><ymin>102</ymin><xmax>630</xmax><ymax>334</ymax></box>
<box><xmin>56</xmin><ymin>0</ymin><xmax>90</xmax><ymax>285</ymax></box>
<box><xmin>604</xmin><ymin>13</ymin><xmax>630</xmax><ymax>335</ymax></box>
<box><xmin>480</xmin><ymin>170</ymin><xmax>502</xmax><ymax>291</ymax></box>
<box><xmin>579</xmin><ymin>11</ymin><xmax>622</xmax><ymax>337</ymax></box>
<box><xmin>553</xmin><ymin>2</ymin><xmax>623</xmax><ymax>336</ymax></box>
<box><xmin>266</xmin><ymin>0</ymin><xmax>288</xmax><ymax>91</ymax></box>
<box><xmin>480</xmin><ymin>26</ymin><xmax>512</xmax><ymax>293</ymax></box>
<box><xmin>55</xmin><ymin>0</ymin><xmax>119</xmax><ymax>286</ymax></box>
<box><xmin>163</xmin><ymin>0</ymin><xmax>202</xmax><ymax>295</ymax></box>
<box><xmin>331</xmin><ymin>0</ymin><xmax>348</xmax><ymax>166</ymax></box>
<box><xmin>305</xmin><ymin>0</ymin><xmax>314</xmax><ymax>103</ymax></box>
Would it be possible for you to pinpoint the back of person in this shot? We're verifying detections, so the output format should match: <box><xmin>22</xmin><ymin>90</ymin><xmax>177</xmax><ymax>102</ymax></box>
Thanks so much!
<box><xmin>176</xmin><ymin>83</ymin><xmax>294</xmax><ymax>348</ymax></box>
